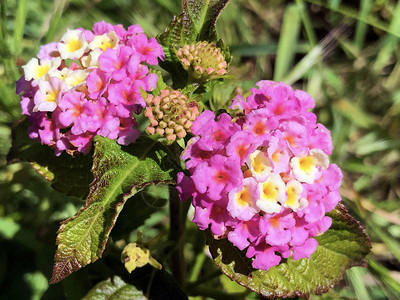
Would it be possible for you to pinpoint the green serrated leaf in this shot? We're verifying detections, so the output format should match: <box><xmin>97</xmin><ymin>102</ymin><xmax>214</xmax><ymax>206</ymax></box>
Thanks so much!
<box><xmin>49</xmin><ymin>136</ymin><xmax>179</xmax><ymax>284</ymax></box>
<box><xmin>7</xmin><ymin>118</ymin><xmax>93</xmax><ymax>198</ymax></box>
<box><xmin>83</xmin><ymin>276</ymin><xmax>145</xmax><ymax>300</ymax></box>
<box><xmin>157</xmin><ymin>0</ymin><xmax>231</xmax><ymax>87</ymax></box>
<box><xmin>206</xmin><ymin>203</ymin><xmax>371</xmax><ymax>299</ymax></box>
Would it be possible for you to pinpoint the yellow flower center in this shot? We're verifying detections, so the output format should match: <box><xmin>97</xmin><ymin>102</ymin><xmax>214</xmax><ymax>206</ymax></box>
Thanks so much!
<box><xmin>262</xmin><ymin>182</ymin><xmax>278</xmax><ymax>200</ymax></box>
<box><xmin>252</xmin><ymin>153</ymin><xmax>266</xmax><ymax>173</ymax></box>
<box><xmin>67</xmin><ymin>39</ymin><xmax>83</xmax><ymax>52</ymax></box>
<box><xmin>45</xmin><ymin>90</ymin><xmax>58</xmax><ymax>103</ymax></box>
<box><xmin>236</xmin><ymin>188</ymin><xmax>251</xmax><ymax>207</ymax></box>
<box><xmin>299</xmin><ymin>156</ymin><xmax>315</xmax><ymax>172</ymax></box>
<box><xmin>36</xmin><ymin>65</ymin><xmax>50</xmax><ymax>78</ymax></box>
<box><xmin>286</xmin><ymin>186</ymin><xmax>297</xmax><ymax>207</ymax></box>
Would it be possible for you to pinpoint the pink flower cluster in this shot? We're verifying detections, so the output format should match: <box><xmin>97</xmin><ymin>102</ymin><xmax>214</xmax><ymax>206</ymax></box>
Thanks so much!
<box><xmin>16</xmin><ymin>21</ymin><xmax>163</xmax><ymax>155</ymax></box>
<box><xmin>177</xmin><ymin>81</ymin><xmax>342</xmax><ymax>271</ymax></box>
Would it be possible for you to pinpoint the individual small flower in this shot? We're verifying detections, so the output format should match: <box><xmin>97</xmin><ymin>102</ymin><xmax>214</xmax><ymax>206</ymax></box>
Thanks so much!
<box><xmin>144</xmin><ymin>89</ymin><xmax>200</xmax><ymax>142</ymax></box>
<box><xmin>267</xmin><ymin>134</ymin><xmax>291</xmax><ymax>173</ymax></box>
<box><xmin>290</xmin><ymin>149</ymin><xmax>329</xmax><ymax>184</ymax></box>
<box><xmin>81</xmin><ymin>48</ymin><xmax>103</xmax><ymax>68</ymax></box>
<box><xmin>89</xmin><ymin>30</ymin><xmax>119</xmax><ymax>51</ymax></box>
<box><xmin>227</xmin><ymin>217</ymin><xmax>260</xmax><ymax>250</ymax></box>
<box><xmin>290</xmin><ymin>238</ymin><xmax>318</xmax><ymax>260</ymax></box>
<box><xmin>117</xmin><ymin>117</ymin><xmax>141</xmax><ymax>146</ymax></box>
<box><xmin>37</xmin><ymin>42</ymin><xmax>59</xmax><ymax>60</ymax></box>
<box><xmin>33</xmin><ymin>77</ymin><xmax>65</xmax><ymax>112</ymax></box>
<box><xmin>129</xmin><ymin>33</ymin><xmax>164</xmax><ymax>65</ymax></box>
<box><xmin>226</xmin><ymin>131</ymin><xmax>259</xmax><ymax>164</ymax></box>
<box><xmin>246</xmin><ymin>241</ymin><xmax>283</xmax><ymax>270</ymax></box>
<box><xmin>246</xmin><ymin>150</ymin><xmax>273</xmax><ymax>182</ymax></box>
<box><xmin>98</xmin><ymin>46</ymin><xmax>134</xmax><ymax>81</ymax></box>
<box><xmin>176</xmin><ymin>41</ymin><xmax>228</xmax><ymax>81</ymax></box>
<box><xmin>244</xmin><ymin>108</ymin><xmax>278</xmax><ymax>137</ymax></box>
<box><xmin>284</xmin><ymin>180</ymin><xmax>307</xmax><ymax>211</ymax></box>
<box><xmin>259</xmin><ymin>210</ymin><xmax>295</xmax><ymax>246</ymax></box>
<box><xmin>177</xmin><ymin>80</ymin><xmax>343</xmax><ymax>271</ymax></box>
<box><xmin>23</xmin><ymin>57</ymin><xmax>61</xmax><ymax>84</ymax></box>
<box><xmin>58</xmin><ymin>29</ymin><xmax>89</xmax><ymax>60</ymax></box>
<box><xmin>56</xmin><ymin>91</ymin><xmax>96</xmax><ymax>135</ymax></box>
<box><xmin>192</xmin><ymin>111</ymin><xmax>240</xmax><ymax>151</ymax></box>
<box><xmin>64</xmin><ymin>69</ymin><xmax>89</xmax><ymax>88</ymax></box>
<box><xmin>193</xmin><ymin>196</ymin><xmax>238</xmax><ymax>237</ymax></box>
<box><xmin>227</xmin><ymin>177</ymin><xmax>259</xmax><ymax>221</ymax></box>
<box><xmin>191</xmin><ymin>155</ymin><xmax>243</xmax><ymax>201</ymax></box>
<box><xmin>257</xmin><ymin>173</ymin><xmax>286</xmax><ymax>214</ymax></box>
<box><xmin>86</xmin><ymin>68</ymin><xmax>108</xmax><ymax>99</ymax></box>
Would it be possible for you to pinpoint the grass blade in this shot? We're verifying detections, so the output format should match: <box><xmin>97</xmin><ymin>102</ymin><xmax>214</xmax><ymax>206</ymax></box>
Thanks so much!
<box><xmin>305</xmin><ymin>0</ymin><xmax>400</xmax><ymax>37</ymax></box>
<box><xmin>354</xmin><ymin>0</ymin><xmax>373</xmax><ymax>49</ymax></box>
<box><xmin>373</xmin><ymin>1</ymin><xmax>400</xmax><ymax>71</ymax></box>
<box><xmin>13</xmin><ymin>0</ymin><xmax>27</xmax><ymax>56</ymax></box>
<box><xmin>273</xmin><ymin>4</ymin><xmax>301</xmax><ymax>82</ymax></box>
<box><xmin>368</xmin><ymin>258</ymin><xmax>400</xmax><ymax>296</ymax></box>
<box><xmin>347</xmin><ymin>267</ymin><xmax>371</xmax><ymax>300</ymax></box>
<box><xmin>296</xmin><ymin>0</ymin><xmax>317</xmax><ymax>46</ymax></box>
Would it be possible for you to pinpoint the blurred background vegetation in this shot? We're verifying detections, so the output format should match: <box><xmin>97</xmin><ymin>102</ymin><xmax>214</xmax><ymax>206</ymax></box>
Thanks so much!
<box><xmin>1</xmin><ymin>0</ymin><xmax>400</xmax><ymax>299</ymax></box>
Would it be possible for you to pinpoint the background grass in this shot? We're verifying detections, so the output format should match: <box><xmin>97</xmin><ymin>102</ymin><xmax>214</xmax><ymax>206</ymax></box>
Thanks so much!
<box><xmin>1</xmin><ymin>0</ymin><xmax>400</xmax><ymax>299</ymax></box>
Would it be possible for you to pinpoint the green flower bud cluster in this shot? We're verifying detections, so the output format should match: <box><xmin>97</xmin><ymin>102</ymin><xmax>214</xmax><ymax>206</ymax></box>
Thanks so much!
<box><xmin>176</xmin><ymin>41</ymin><xmax>227</xmax><ymax>81</ymax></box>
<box><xmin>144</xmin><ymin>89</ymin><xmax>200</xmax><ymax>142</ymax></box>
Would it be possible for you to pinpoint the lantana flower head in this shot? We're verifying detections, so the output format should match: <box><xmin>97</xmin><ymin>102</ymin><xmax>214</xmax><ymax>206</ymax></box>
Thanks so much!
<box><xmin>17</xmin><ymin>22</ymin><xmax>164</xmax><ymax>155</ymax></box>
<box><xmin>177</xmin><ymin>80</ymin><xmax>342</xmax><ymax>271</ymax></box>
<box><xmin>144</xmin><ymin>89</ymin><xmax>200</xmax><ymax>142</ymax></box>
<box><xmin>175</xmin><ymin>41</ymin><xmax>228</xmax><ymax>82</ymax></box>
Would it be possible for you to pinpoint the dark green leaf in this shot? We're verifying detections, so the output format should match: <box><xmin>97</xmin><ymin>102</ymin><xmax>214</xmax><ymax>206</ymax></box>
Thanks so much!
<box><xmin>206</xmin><ymin>203</ymin><xmax>371</xmax><ymax>299</ymax></box>
<box><xmin>157</xmin><ymin>0</ymin><xmax>231</xmax><ymax>87</ymax></box>
<box><xmin>111</xmin><ymin>186</ymin><xmax>168</xmax><ymax>240</ymax></box>
<box><xmin>7</xmin><ymin>118</ymin><xmax>93</xmax><ymax>198</ymax></box>
<box><xmin>49</xmin><ymin>136</ymin><xmax>179</xmax><ymax>284</ymax></box>
<box><xmin>83</xmin><ymin>276</ymin><xmax>145</xmax><ymax>300</ymax></box>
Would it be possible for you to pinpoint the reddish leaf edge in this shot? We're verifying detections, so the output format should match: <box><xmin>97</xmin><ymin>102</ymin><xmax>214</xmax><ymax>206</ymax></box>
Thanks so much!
<box><xmin>49</xmin><ymin>137</ymin><xmax>177</xmax><ymax>284</ymax></box>
<box><xmin>49</xmin><ymin>179</ymin><xmax>175</xmax><ymax>284</ymax></box>
<box><xmin>205</xmin><ymin>202</ymin><xmax>372</xmax><ymax>299</ymax></box>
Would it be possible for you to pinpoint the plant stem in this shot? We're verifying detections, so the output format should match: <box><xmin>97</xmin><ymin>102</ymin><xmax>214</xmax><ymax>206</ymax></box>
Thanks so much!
<box><xmin>167</xmin><ymin>142</ymin><xmax>186</xmax><ymax>286</ymax></box>
<box><xmin>168</xmin><ymin>187</ymin><xmax>185</xmax><ymax>285</ymax></box>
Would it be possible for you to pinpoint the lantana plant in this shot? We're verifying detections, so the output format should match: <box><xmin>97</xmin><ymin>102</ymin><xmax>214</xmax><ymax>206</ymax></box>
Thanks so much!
<box><xmin>8</xmin><ymin>0</ymin><xmax>371</xmax><ymax>299</ymax></box>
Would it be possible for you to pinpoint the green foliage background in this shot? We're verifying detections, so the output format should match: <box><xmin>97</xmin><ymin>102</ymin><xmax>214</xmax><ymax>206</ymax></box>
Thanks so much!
<box><xmin>0</xmin><ymin>0</ymin><xmax>399</xmax><ymax>299</ymax></box>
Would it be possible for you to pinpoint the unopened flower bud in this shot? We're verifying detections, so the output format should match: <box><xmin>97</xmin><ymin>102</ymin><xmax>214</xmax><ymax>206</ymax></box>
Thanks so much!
<box><xmin>145</xmin><ymin>90</ymin><xmax>200</xmax><ymax>142</ymax></box>
<box><xmin>176</xmin><ymin>41</ymin><xmax>228</xmax><ymax>82</ymax></box>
